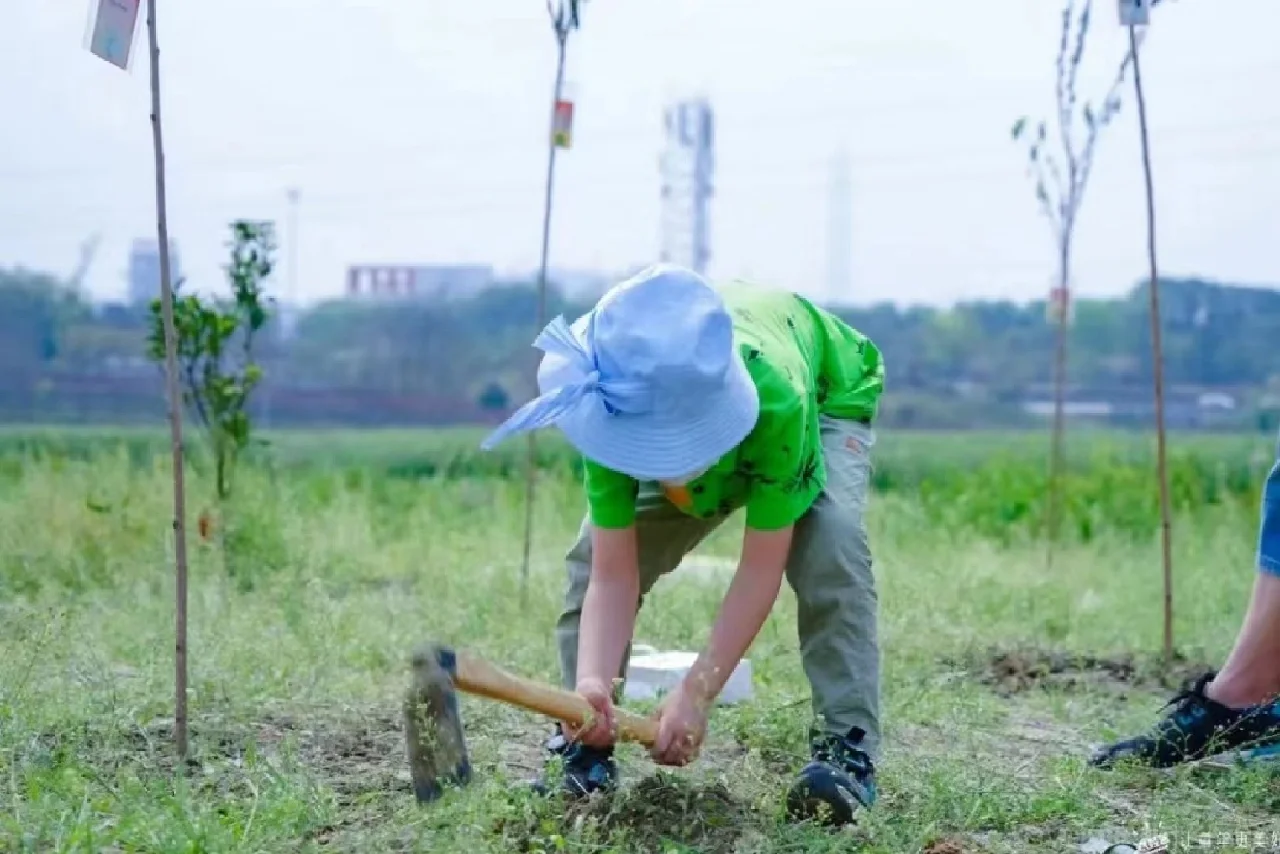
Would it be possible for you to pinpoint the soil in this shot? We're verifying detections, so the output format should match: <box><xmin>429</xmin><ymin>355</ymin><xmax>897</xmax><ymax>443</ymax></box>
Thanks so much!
<box><xmin>27</xmin><ymin>706</ymin><xmax>414</xmax><ymax>805</ymax></box>
<box><xmin>27</xmin><ymin>714</ymin><xmax>256</xmax><ymax>775</ymax></box>
<box><xmin>497</xmin><ymin>772</ymin><xmax>754</xmax><ymax>854</ymax></box>
<box><xmin>22</xmin><ymin>672</ymin><xmax>1222</xmax><ymax>852</ymax></box>
<box><xmin>297</xmin><ymin>710</ymin><xmax>411</xmax><ymax>802</ymax></box>
<box><xmin>942</xmin><ymin>645</ymin><xmax>1214</xmax><ymax>697</ymax></box>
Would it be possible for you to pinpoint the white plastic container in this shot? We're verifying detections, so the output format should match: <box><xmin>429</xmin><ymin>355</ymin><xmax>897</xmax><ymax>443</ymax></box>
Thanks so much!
<box><xmin>624</xmin><ymin>645</ymin><xmax>754</xmax><ymax>705</ymax></box>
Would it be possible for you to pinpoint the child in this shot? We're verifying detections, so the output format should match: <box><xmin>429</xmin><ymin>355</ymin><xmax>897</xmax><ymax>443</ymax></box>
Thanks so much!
<box><xmin>481</xmin><ymin>263</ymin><xmax>885</xmax><ymax>825</ymax></box>
<box><xmin>1091</xmin><ymin>449</ymin><xmax>1280</xmax><ymax>767</ymax></box>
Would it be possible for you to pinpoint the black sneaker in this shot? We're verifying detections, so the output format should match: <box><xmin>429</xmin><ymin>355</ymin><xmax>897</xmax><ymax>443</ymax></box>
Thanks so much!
<box><xmin>1090</xmin><ymin>671</ymin><xmax>1280</xmax><ymax>769</ymax></box>
<box><xmin>531</xmin><ymin>726</ymin><xmax>619</xmax><ymax>798</ymax></box>
<box><xmin>785</xmin><ymin>726</ymin><xmax>877</xmax><ymax>826</ymax></box>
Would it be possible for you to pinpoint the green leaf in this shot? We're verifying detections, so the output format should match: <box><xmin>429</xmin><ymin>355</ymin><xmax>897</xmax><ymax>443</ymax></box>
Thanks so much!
<box><xmin>1010</xmin><ymin>116</ymin><xmax>1028</xmax><ymax>141</ymax></box>
<box><xmin>139</xmin><ymin>217</ymin><xmax>275</xmax><ymax>504</ymax></box>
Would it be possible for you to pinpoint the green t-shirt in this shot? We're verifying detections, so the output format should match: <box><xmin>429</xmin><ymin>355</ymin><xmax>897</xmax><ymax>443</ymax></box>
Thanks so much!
<box><xmin>583</xmin><ymin>281</ymin><xmax>884</xmax><ymax>532</ymax></box>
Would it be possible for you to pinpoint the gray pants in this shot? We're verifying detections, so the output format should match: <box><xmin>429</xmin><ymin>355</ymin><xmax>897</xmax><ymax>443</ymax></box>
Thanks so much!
<box><xmin>554</xmin><ymin>416</ymin><xmax>882</xmax><ymax>759</ymax></box>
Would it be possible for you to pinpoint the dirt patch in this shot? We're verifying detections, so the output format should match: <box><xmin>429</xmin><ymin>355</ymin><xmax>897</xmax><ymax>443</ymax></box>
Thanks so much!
<box><xmin>297</xmin><ymin>710</ymin><xmax>411</xmax><ymax>802</ymax></box>
<box><xmin>27</xmin><ymin>708</ymin><xmax>778</xmax><ymax>851</ymax></box>
<box><xmin>499</xmin><ymin>772</ymin><xmax>752</xmax><ymax>854</ymax></box>
<box><xmin>923</xmin><ymin>838</ymin><xmax>967</xmax><ymax>854</ymax></box>
<box><xmin>23</xmin><ymin>714</ymin><xmax>267</xmax><ymax>775</ymax></box>
<box><xmin>23</xmin><ymin>705</ymin><xmax>412</xmax><ymax>804</ymax></box>
<box><xmin>897</xmin><ymin>715</ymin><xmax>1092</xmax><ymax>767</ymax></box>
<box><xmin>943</xmin><ymin>646</ymin><xmax>1213</xmax><ymax>697</ymax></box>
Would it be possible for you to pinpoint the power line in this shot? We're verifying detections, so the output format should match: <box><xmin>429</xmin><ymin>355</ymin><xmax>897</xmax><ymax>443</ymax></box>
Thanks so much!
<box><xmin>3</xmin><ymin>138</ymin><xmax>1277</xmax><ymax>238</ymax></box>
<box><xmin>3</xmin><ymin>215</ymin><xmax>1271</xmax><ymax>291</ymax></box>
<box><xmin>5</xmin><ymin>217</ymin><xmax>1266</xmax><ymax>305</ymax></box>
<box><xmin>4</xmin><ymin>85</ymin><xmax>1280</xmax><ymax>185</ymax></box>
<box><xmin>4</xmin><ymin>120</ymin><xmax>1277</xmax><ymax>202</ymax></box>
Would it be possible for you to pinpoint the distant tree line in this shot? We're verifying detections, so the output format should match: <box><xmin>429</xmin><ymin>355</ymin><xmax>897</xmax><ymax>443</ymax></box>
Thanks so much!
<box><xmin>0</xmin><ymin>264</ymin><xmax>1277</xmax><ymax>430</ymax></box>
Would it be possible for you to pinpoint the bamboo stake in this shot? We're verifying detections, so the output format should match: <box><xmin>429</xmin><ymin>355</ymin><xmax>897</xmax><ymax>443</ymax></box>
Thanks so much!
<box><xmin>520</xmin><ymin>0</ymin><xmax>580</xmax><ymax>602</ymax></box>
<box><xmin>1128</xmin><ymin>23</ymin><xmax>1174</xmax><ymax>661</ymax></box>
<box><xmin>144</xmin><ymin>0</ymin><xmax>191</xmax><ymax>761</ymax></box>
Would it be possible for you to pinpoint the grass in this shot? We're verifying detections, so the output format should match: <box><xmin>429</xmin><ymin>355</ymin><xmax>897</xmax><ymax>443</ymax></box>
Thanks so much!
<box><xmin>2</xmin><ymin>424</ymin><xmax>1276</xmax><ymax>547</ymax></box>
<box><xmin>1</xmin><ymin>435</ymin><xmax>1278</xmax><ymax>852</ymax></box>
<box><xmin>0</xmin><ymin>421</ymin><xmax>1274</xmax><ymax>479</ymax></box>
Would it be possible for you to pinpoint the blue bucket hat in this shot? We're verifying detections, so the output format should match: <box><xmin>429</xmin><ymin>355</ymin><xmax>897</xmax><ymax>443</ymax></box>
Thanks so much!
<box><xmin>480</xmin><ymin>263</ymin><xmax>760</xmax><ymax>482</ymax></box>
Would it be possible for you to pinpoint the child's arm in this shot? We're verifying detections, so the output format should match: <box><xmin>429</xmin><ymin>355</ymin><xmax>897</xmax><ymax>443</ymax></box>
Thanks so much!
<box><xmin>682</xmin><ymin>524</ymin><xmax>794</xmax><ymax>704</ymax></box>
<box><xmin>651</xmin><ymin>524</ymin><xmax>792</xmax><ymax>765</ymax></box>
<box><xmin>579</xmin><ymin>523</ymin><xmax>640</xmax><ymax>685</ymax></box>
<box><xmin>571</xmin><ymin>523</ymin><xmax>641</xmax><ymax>745</ymax></box>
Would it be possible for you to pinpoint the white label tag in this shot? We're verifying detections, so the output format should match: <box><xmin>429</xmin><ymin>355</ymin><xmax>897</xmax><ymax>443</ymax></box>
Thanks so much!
<box><xmin>87</xmin><ymin>0</ymin><xmax>142</xmax><ymax>70</ymax></box>
<box><xmin>1118</xmin><ymin>0</ymin><xmax>1151</xmax><ymax>26</ymax></box>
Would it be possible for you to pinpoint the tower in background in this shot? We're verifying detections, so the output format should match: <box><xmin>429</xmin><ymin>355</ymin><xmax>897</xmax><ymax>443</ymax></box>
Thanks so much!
<box><xmin>825</xmin><ymin>148</ymin><xmax>852</xmax><ymax>305</ymax></box>
<box><xmin>127</xmin><ymin>237</ymin><xmax>181</xmax><ymax>305</ymax></box>
<box><xmin>658</xmin><ymin>98</ymin><xmax>714</xmax><ymax>275</ymax></box>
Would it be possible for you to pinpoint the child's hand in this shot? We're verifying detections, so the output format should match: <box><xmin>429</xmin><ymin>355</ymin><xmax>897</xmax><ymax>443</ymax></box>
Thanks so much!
<box><xmin>567</xmin><ymin>676</ymin><xmax>617</xmax><ymax>747</ymax></box>
<box><xmin>650</xmin><ymin>681</ymin><xmax>708</xmax><ymax>767</ymax></box>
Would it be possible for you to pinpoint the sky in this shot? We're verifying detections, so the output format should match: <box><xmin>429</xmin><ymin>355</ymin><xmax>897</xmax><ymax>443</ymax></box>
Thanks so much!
<box><xmin>2</xmin><ymin>0</ymin><xmax>1279</xmax><ymax>308</ymax></box>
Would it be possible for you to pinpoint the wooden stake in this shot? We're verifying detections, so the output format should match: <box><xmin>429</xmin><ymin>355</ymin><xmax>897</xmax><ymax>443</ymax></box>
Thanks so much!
<box><xmin>145</xmin><ymin>0</ymin><xmax>191</xmax><ymax>761</ymax></box>
<box><xmin>519</xmin><ymin>4</ymin><xmax>573</xmax><ymax>602</ymax></box>
<box><xmin>1128</xmin><ymin>24</ymin><xmax>1174</xmax><ymax>661</ymax></box>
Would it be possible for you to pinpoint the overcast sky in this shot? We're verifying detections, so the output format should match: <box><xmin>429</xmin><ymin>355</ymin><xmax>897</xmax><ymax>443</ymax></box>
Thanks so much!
<box><xmin>2</xmin><ymin>0</ymin><xmax>1277</xmax><ymax>308</ymax></box>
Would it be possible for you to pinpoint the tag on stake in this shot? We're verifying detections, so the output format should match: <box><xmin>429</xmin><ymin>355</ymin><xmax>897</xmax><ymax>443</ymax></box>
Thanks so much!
<box><xmin>1047</xmin><ymin>285</ymin><xmax>1073</xmax><ymax>326</ymax></box>
<box><xmin>86</xmin><ymin>0</ymin><xmax>143</xmax><ymax>70</ymax></box>
<box><xmin>552</xmin><ymin>99</ymin><xmax>574</xmax><ymax>149</ymax></box>
<box><xmin>1118</xmin><ymin>0</ymin><xmax>1151</xmax><ymax>27</ymax></box>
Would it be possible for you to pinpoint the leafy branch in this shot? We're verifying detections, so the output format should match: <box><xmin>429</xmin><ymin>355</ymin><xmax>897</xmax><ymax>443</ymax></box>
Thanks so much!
<box><xmin>546</xmin><ymin>0</ymin><xmax>585</xmax><ymax>40</ymax></box>
<box><xmin>1010</xmin><ymin>0</ymin><xmax>1147</xmax><ymax>559</ymax></box>
<box><xmin>1012</xmin><ymin>0</ymin><xmax>1145</xmax><ymax>254</ymax></box>
<box><xmin>146</xmin><ymin>220</ymin><xmax>275</xmax><ymax>503</ymax></box>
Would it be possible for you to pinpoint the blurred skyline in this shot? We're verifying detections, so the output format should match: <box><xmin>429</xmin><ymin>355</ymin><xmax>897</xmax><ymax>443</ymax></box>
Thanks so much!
<box><xmin>2</xmin><ymin>0</ymin><xmax>1279</xmax><ymax>308</ymax></box>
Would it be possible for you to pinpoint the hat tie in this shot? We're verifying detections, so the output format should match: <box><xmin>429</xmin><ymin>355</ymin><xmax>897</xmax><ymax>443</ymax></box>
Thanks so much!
<box><xmin>480</xmin><ymin>315</ymin><xmax>652</xmax><ymax>450</ymax></box>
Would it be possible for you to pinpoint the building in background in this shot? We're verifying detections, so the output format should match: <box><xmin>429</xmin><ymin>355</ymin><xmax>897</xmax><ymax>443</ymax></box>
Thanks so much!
<box><xmin>493</xmin><ymin>265</ymin><xmax>648</xmax><ymax>304</ymax></box>
<box><xmin>126</xmin><ymin>238</ymin><xmax>182</xmax><ymax>305</ymax></box>
<box><xmin>344</xmin><ymin>264</ymin><xmax>494</xmax><ymax>302</ymax></box>
<box><xmin>658</xmin><ymin>98</ymin><xmax>714</xmax><ymax>276</ymax></box>
<box><xmin>274</xmin><ymin>301</ymin><xmax>303</xmax><ymax>340</ymax></box>
<box><xmin>546</xmin><ymin>267</ymin><xmax>614</xmax><ymax>302</ymax></box>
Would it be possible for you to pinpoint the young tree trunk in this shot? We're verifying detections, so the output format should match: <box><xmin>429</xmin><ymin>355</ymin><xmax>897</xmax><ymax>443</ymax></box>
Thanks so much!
<box><xmin>216</xmin><ymin>442</ymin><xmax>229</xmax><ymax>503</ymax></box>
<box><xmin>1046</xmin><ymin>238</ymin><xmax>1071</xmax><ymax>568</ymax></box>
<box><xmin>215</xmin><ymin>450</ymin><xmax>229</xmax><ymax>570</ymax></box>
<box><xmin>145</xmin><ymin>0</ymin><xmax>190</xmax><ymax>763</ymax></box>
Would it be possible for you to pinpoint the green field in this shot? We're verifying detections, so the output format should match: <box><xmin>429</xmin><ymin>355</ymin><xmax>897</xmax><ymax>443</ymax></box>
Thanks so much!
<box><xmin>2</xmin><ymin>427</ymin><xmax>1278</xmax><ymax>852</ymax></box>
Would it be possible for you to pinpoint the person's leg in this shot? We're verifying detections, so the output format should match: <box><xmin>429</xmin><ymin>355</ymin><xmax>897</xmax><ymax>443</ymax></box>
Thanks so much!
<box><xmin>1208</xmin><ymin>458</ymin><xmax>1280</xmax><ymax>706</ymax></box>
<box><xmin>541</xmin><ymin>485</ymin><xmax>723</xmax><ymax>796</ymax></box>
<box><xmin>1091</xmin><ymin>455</ymin><xmax>1280</xmax><ymax>769</ymax></box>
<box><xmin>782</xmin><ymin>416</ymin><xmax>881</xmax><ymax>825</ymax></box>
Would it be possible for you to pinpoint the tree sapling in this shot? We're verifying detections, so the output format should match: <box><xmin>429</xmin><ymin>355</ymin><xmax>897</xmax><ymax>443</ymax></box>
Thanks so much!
<box><xmin>1011</xmin><ymin>0</ymin><xmax>1144</xmax><ymax>562</ymax></box>
<box><xmin>146</xmin><ymin>220</ymin><xmax>275</xmax><ymax>569</ymax></box>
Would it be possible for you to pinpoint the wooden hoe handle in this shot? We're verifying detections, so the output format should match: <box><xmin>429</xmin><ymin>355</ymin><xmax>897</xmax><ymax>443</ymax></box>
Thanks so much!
<box><xmin>453</xmin><ymin>649</ymin><xmax>659</xmax><ymax>747</ymax></box>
